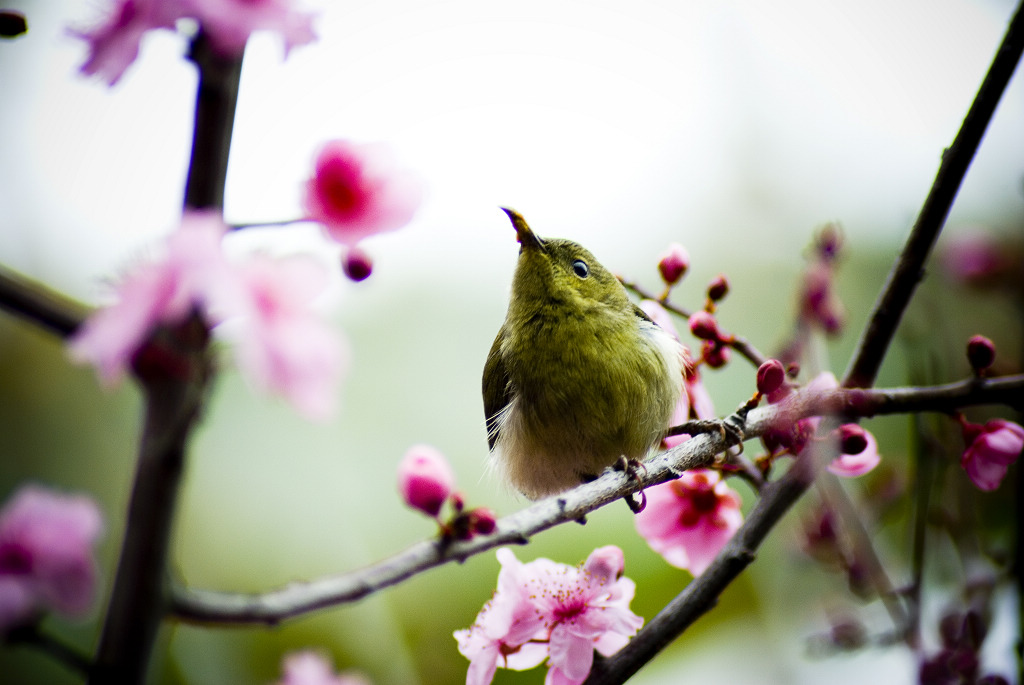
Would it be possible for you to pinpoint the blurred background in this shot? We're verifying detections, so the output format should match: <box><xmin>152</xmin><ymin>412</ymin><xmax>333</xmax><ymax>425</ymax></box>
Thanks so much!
<box><xmin>1</xmin><ymin>0</ymin><xmax>1022</xmax><ymax>682</ymax></box>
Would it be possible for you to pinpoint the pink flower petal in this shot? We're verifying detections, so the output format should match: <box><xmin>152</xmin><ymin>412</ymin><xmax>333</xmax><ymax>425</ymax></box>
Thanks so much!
<box><xmin>0</xmin><ymin>485</ymin><xmax>104</xmax><ymax>630</ymax></box>
<box><xmin>635</xmin><ymin>470</ymin><xmax>742</xmax><ymax>576</ymax></box>
<box><xmin>828</xmin><ymin>429</ymin><xmax>881</xmax><ymax>478</ymax></box>
<box><xmin>303</xmin><ymin>140</ymin><xmax>423</xmax><ymax>246</ymax></box>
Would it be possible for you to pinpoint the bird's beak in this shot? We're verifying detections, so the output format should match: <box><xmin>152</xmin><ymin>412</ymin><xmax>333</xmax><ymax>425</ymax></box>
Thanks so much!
<box><xmin>500</xmin><ymin>207</ymin><xmax>546</xmax><ymax>252</ymax></box>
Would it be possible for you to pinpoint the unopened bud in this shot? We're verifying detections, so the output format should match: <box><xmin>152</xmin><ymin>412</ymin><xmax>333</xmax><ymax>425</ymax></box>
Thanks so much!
<box><xmin>397</xmin><ymin>445</ymin><xmax>455</xmax><ymax>517</ymax></box>
<box><xmin>706</xmin><ymin>274</ymin><xmax>729</xmax><ymax>302</ymax></box>
<box><xmin>756</xmin><ymin>359</ymin><xmax>786</xmax><ymax>396</ymax></box>
<box><xmin>966</xmin><ymin>335</ymin><xmax>995</xmax><ymax>372</ymax></box>
<box><xmin>342</xmin><ymin>246</ymin><xmax>373</xmax><ymax>282</ymax></box>
<box><xmin>688</xmin><ymin>311</ymin><xmax>719</xmax><ymax>340</ymax></box>
<box><xmin>470</xmin><ymin>507</ymin><xmax>497</xmax><ymax>535</ymax></box>
<box><xmin>657</xmin><ymin>243</ymin><xmax>690</xmax><ymax>286</ymax></box>
<box><xmin>701</xmin><ymin>339</ymin><xmax>730</xmax><ymax>368</ymax></box>
<box><xmin>837</xmin><ymin>424</ymin><xmax>868</xmax><ymax>455</ymax></box>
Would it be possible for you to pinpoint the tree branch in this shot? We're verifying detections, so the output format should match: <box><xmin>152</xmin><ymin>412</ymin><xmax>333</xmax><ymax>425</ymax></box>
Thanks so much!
<box><xmin>0</xmin><ymin>263</ymin><xmax>85</xmax><ymax>338</ymax></box>
<box><xmin>169</xmin><ymin>377</ymin><xmax>1022</xmax><ymax>626</ymax></box>
<box><xmin>88</xmin><ymin>31</ymin><xmax>241</xmax><ymax>685</ymax></box>
<box><xmin>842</xmin><ymin>0</ymin><xmax>1024</xmax><ymax>389</ymax></box>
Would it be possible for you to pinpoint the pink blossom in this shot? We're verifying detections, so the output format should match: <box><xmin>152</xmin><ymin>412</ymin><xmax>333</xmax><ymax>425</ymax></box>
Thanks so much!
<box><xmin>0</xmin><ymin>485</ymin><xmax>104</xmax><ymax>631</ymax></box>
<box><xmin>960</xmin><ymin>419</ymin><xmax>1024</xmax><ymax>491</ymax></box>
<box><xmin>303</xmin><ymin>140</ymin><xmax>423</xmax><ymax>246</ymax></box>
<box><xmin>455</xmin><ymin>547</ymin><xmax>642</xmax><ymax>685</ymax></box>
<box><xmin>68</xmin><ymin>211</ymin><xmax>233</xmax><ymax>384</ymax></box>
<box><xmin>226</xmin><ymin>254</ymin><xmax>345</xmax><ymax>421</ymax></box>
<box><xmin>72</xmin><ymin>0</ymin><xmax>315</xmax><ymax>86</ymax></box>
<box><xmin>276</xmin><ymin>650</ymin><xmax>370</xmax><ymax>685</ymax></box>
<box><xmin>72</xmin><ymin>0</ymin><xmax>186</xmax><ymax>85</ymax></box>
<box><xmin>535</xmin><ymin>546</ymin><xmax>644</xmax><ymax>685</ymax></box>
<box><xmin>635</xmin><ymin>469</ymin><xmax>742</xmax><ymax>576</ymax></box>
<box><xmin>397</xmin><ymin>445</ymin><xmax>456</xmax><ymax>517</ymax></box>
<box><xmin>772</xmin><ymin>372</ymin><xmax>881</xmax><ymax>477</ymax></box>
<box><xmin>455</xmin><ymin>548</ymin><xmax>551</xmax><ymax>685</ymax></box>
<box><xmin>827</xmin><ymin>428</ymin><xmax>881</xmax><ymax>478</ymax></box>
<box><xmin>183</xmin><ymin>0</ymin><xmax>317</xmax><ymax>57</ymax></box>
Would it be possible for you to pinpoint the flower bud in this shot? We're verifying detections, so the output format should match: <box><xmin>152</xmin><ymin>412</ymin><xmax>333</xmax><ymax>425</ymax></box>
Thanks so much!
<box><xmin>701</xmin><ymin>339</ymin><xmax>730</xmax><ymax>368</ymax></box>
<box><xmin>688</xmin><ymin>311</ymin><xmax>719</xmax><ymax>340</ymax></box>
<box><xmin>470</xmin><ymin>507</ymin><xmax>497</xmax><ymax>536</ymax></box>
<box><xmin>657</xmin><ymin>243</ymin><xmax>690</xmax><ymax>286</ymax></box>
<box><xmin>342</xmin><ymin>246</ymin><xmax>373</xmax><ymax>282</ymax></box>
<box><xmin>706</xmin><ymin>274</ymin><xmax>729</xmax><ymax>302</ymax></box>
<box><xmin>397</xmin><ymin>445</ymin><xmax>456</xmax><ymax>517</ymax></box>
<box><xmin>837</xmin><ymin>424</ymin><xmax>868</xmax><ymax>455</ymax></box>
<box><xmin>966</xmin><ymin>335</ymin><xmax>995</xmax><ymax>372</ymax></box>
<box><xmin>755</xmin><ymin>359</ymin><xmax>786</xmax><ymax>396</ymax></box>
<box><xmin>959</xmin><ymin>418</ymin><xmax>1024</xmax><ymax>491</ymax></box>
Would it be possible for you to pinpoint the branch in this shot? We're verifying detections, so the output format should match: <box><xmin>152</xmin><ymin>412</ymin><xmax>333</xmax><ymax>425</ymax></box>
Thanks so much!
<box><xmin>88</xmin><ymin>32</ymin><xmax>241</xmax><ymax>685</ymax></box>
<box><xmin>168</xmin><ymin>377</ymin><xmax>1022</xmax><ymax>625</ymax></box>
<box><xmin>842</xmin><ymin>0</ymin><xmax>1024</xmax><ymax>389</ymax></box>
<box><xmin>6</xmin><ymin>624</ymin><xmax>93</xmax><ymax>677</ymax></box>
<box><xmin>0</xmin><ymin>263</ymin><xmax>85</xmax><ymax>338</ymax></box>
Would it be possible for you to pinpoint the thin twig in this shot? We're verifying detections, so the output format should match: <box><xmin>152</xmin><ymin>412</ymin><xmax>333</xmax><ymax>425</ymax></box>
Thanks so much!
<box><xmin>816</xmin><ymin>472</ymin><xmax>909</xmax><ymax>638</ymax></box>
<box><xmin>6</xmin><ymin>624</ymin><xmax>93</xmax><ymax>676</ymax></box>
<box><xmin>842</xmin><ymin>0</ymin><xmax>1024</xmax><ymax>389</ymax></box>
<box><xmin>0</xmin><ymin>264</ymin><xmax>86</xmax><ymax>338</ymax></box>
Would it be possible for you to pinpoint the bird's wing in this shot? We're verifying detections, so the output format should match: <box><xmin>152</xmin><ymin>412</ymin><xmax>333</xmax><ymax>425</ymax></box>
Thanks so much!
<box><xmin>482</xmin><ymin>327</ymin><xmax>513</xmax><ymax>451</ymax></box>
<box><xmin>632</xmin><ymin>302</ymin><xmax>655</xmax><ymax>323</ymax></box>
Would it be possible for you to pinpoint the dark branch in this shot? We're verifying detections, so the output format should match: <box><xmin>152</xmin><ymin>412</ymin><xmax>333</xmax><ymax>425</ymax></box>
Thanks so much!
<box><xmin>842</xmin><ymin>0</ymin><xmax>1024</xmax><ymax>389</ymax></box>
<box><xmin>88</xmin><ymin>31</ymin><xmax>240</xmax><ymax>685</ymax></box>
<box><xmin>0</xmin><ymin>264</ymin><xmax>86</xmax><ymax>338</ymax></box>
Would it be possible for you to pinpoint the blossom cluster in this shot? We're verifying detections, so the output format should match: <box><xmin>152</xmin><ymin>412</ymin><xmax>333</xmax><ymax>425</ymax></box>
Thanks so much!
<box><xmin>455</xmin><ymin>546</ymin><xmax>643</xmax><ymax>685</ymax></box>
<box><xmin>0</xmin><ymin>485</ymin><xmax>103</xmax><ymax>632</ymax></box>
<box><xmin>69</xmin><ymin>211</ymin><xmax>345</xmax><ymax>420</ymax></box>
<box><xmin>73</xmin><ymin>0</ymin><xmax>318</xmax><ymax>85</ymax></box>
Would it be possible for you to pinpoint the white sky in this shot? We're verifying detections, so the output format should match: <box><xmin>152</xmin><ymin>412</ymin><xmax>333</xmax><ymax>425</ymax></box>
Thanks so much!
<box><xmin>1</xmin><ymin>0</ymin><xmax>1022</xmax><ymax>301</ymax></box>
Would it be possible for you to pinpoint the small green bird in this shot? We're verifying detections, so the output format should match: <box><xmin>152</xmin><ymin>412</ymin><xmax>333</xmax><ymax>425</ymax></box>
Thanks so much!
<box><xmin>483</xmin><ymin>208</ymin><xmax>687</xmax><ymax>499</ymax></box>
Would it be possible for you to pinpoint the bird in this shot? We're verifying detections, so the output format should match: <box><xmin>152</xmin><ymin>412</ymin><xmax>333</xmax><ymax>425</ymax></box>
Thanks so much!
<box><xmin>483</xmin><ymin>208</ymin><xmax>687</xmax><ymax>499</ymax></box>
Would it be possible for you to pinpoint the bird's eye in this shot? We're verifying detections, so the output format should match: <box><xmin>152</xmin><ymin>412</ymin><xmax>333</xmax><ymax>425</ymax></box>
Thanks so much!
<box><xmin>572</xmin><ymin>259</ymin><xmax>589</xmax><ymax>278</ymax></box>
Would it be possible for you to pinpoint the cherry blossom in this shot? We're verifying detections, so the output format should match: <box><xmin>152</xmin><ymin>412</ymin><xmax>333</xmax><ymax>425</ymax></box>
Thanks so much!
<box><xmin>72</xmin><ymin>0</ymin><xmax>185</xmax><ymax>85</ymax></box>
<box><xmin>70</xmin><ymin>212</ymin><xmax>345</xmax><ymax>419</ymax></box>
<box><xmin>68</xmin><ymin>211</ymin><xmax>233</xmax><ymax>384</ymax></box>
<box><xmin>303</xmin><ymin>140</ymin><xmax>423</xmax><ymax>246</ymax></box>
<box><xmin>0</xmin><ymin>485</ymin><xmax>104</xmax><ymax>631</ymax></box>
<box><xmin>634</xmin><ymin>469</ymin><xmax>742</xmax><ymax>576</ymax></box>
<box><xmin>73</xmin><ymin>0</ymin><xmax>316</xmax><ymax>86</ymax></box>
<box><xmin>455</xmin><ymin>547</ymin><xmax>643</xmax><ymax>685</ymax></box>
<box><xmin>397</xmin><ymin>445</ymin><xmax>456</xmax><ymax>517</ymax></box>
<box><xmin>276</xmin><ymin>650</ymin><xmax>370</xmax><ymax>685</ymax></box>
<box><xmin>959</xmin><ymin>418</ymin><xmax>1024</xmax><ymax>491</ymax></box>
<box><xmin>226</xmin><ymin>254</ymin><xmax>345</xmax><ymax>420</ymax></box>
<box><xmin>183</xmin><ymin>0</ymin><xmax>317</xmax><ymax>57</ymax></box>
<box><xmin>827</xmin><ymin>427</ymin><xmax>882</xmax><ymax>478</ymax></box>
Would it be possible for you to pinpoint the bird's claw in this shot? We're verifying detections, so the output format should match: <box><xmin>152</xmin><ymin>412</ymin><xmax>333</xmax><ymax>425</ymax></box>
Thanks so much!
<box><xmin>614</xmin><ymin>457</ymin><xmax>648</xmax><ymax>513</ymax></box>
